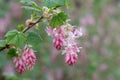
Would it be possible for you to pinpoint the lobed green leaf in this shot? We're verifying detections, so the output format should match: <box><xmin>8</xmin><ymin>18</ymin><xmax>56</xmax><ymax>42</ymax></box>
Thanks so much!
<box><xmin>27</xmin><ymin>31</ymin><xmax>42</xmax><ymax>46</ymax></box>
<box><xmin>50</xmin><ymin>12</ymin><xmax>68</xmax><ymax>28</ymax></box>
<box><xmin>22</xmin><ymin>6</ymin><xmax>41</xmax><ymax>12</ymax></box>
<box><xmin>5</xmin><ymin>30</ymin><xmax>26</xmax><ymax>47</ymax></box>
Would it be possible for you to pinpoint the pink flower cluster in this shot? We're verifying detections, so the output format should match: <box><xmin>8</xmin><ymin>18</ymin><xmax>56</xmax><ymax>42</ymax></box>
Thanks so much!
<box><xmin>13</xmin><ymin>48</ymin><xmax>36</xmax><ymax>74</ymax></box>
<box><xmin>46</xmin><ymin>24</ymin><xmax>82</xmax><ymax>65</ymax></box>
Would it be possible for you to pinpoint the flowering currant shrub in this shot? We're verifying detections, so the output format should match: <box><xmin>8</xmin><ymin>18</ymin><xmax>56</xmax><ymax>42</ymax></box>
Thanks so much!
<box><xmin>0</xmin><ymin>0</ymin><xmax>83</xmax><ymax>73</ymax></box>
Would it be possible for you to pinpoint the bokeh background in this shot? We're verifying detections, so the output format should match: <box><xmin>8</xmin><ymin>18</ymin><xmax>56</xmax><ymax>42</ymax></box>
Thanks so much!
<box><xmin>0</xmin><ymin>0</ymin><xmax>120</xmax><ymax>80</ymax></box>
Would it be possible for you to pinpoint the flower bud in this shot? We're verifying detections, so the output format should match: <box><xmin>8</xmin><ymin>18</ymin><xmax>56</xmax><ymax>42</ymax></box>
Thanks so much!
<box><xmin>65</xmin><ymin>53</ymin><xmax>78</xmax><ymax>65</ymax></box>
<box><xmin>53</xmin><ymin>37</ymin><xmax>63</xmax><ymax>50</ymax></box>
<box><xmin>26</xmin><ymin>19</ymin><xmax>35</xmax><ymax>26</ymax></box>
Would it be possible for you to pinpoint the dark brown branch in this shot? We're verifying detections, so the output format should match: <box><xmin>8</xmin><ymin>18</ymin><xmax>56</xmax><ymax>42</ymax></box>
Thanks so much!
<box><xmin>0</xmin><ymin>16</ymin><xmax>44</xmax><ymax>52</ymax></box>
<box><xmin>0</xmin><ymin>45</ymin><xmax>9</xmax><ymax>52</ymax></box>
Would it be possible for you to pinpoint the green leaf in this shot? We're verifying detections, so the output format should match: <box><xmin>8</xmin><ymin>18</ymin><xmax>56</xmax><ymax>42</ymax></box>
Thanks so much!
<box><xmin>5</xmin><ymin>30</ymin><xmax>26</xmax><ymax>47</ymax></box>
<box><xmin>7</xmin><ymin>48</ymin><xmax>18</xmax><ymax>58</ymax></box>
<box><xmin>42</xmin><ymin>0</ymin><xmax>65</xmax><ymax>8</ymax></box>
<box><xmin>32</xmin><ymin>2</ymin><xmax>42</xmax><ymax>11</ymax></box>
<box><xmin>18</xmin><ymin>24</ymin><xmax>25</xmax><ymax>31</ymax></box>
<box><xmin>27</xmin><ymin>31</ymin><xmax>41</xmax><ymax>46</ymax></box>
<box><xmin>22</xmin><ymin>6</ymin><xmax>41</xmax><ymax>12</ymax></box>
<box><xmin>50</xmin><ymin>12</ymin><xmax>68</xmax><ymax>27</ymax></box>
<box><xmin>0</xmin><ymin>40</ymin><xmax>6</xmax><ymax>47</ymax></box>
<box><xmin>21</xmin><ymin>0</ymin><xmax>42</xmax><ymax>12</ymax></box>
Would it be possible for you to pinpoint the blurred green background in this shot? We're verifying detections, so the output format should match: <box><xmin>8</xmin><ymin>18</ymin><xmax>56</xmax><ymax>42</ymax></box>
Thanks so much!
<box><xmin>0</xmin><ymin>0</ymin><xmax>120</xmax><ymax>80</ymax></box>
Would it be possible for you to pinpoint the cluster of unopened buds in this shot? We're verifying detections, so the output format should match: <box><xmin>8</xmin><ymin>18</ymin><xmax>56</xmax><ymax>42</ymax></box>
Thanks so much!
<box><xmin>13</xmin><ymin>47</ymin><xmax>36</xmax><ymax>74</ymax></box>
<box><xmin>42</xmin><ymin>6</ymin><xmax>61</xmax><ymax>18</ymax></box>
<box><xmin>46</xmin><ymin>23</ymin><xmax>83</xmax><ymax>65</ymax></box>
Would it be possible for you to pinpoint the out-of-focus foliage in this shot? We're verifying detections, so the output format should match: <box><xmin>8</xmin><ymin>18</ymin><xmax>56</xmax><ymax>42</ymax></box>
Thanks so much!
<box><xmin>0</xmin><ymin>0</ymin><xmax>120</xmax><ymax>80</ymax></box>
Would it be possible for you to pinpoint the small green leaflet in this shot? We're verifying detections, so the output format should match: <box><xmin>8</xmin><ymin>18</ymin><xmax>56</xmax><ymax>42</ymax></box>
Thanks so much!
<box><xmin>0</xmin><ymin>40</ymin><xmax>6</xmax><ymax>47</ymax></box>
<box><xmin>50</xmin><ymin>12</ymin><xmax>68</xmax><ymax>28</ymax></box>
<box><xmin>7</xmin><ymin>48</ymin><xmax>18</xmax><ymax>58</ymax></box>
<box><xmin>42</xmin><ymin>0</ymin><xmax>65</xmax><ymax>8</ymax></box>
<box><xmin>5</xmin><ymin>30</ymin><xmax>26</xmax><ymax>47</ymax></box>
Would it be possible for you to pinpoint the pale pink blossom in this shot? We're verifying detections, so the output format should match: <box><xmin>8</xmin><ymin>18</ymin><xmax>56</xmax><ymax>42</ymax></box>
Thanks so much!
<box><xmin>46</xmin><ymin>24</ymin><xmax>82</xmax><ymax>65</ymax></box>
<box><xmin>74</xmin><ymin>28</ymin><xmax>83</xmax><ymax>38</ymax></box>
<box><xmin>46</xmin><ymin>27</ymin><xmax>64</xmax><ymax>50</ymax></box>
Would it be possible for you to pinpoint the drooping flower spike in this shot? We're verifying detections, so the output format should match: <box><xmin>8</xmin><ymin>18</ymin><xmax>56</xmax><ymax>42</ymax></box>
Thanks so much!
<box><xmin>46</xmin><ymin>23</ymin><xmax>83</xmax><ymax>65</ymax></box>
<box><xmin>13</xmin><ymin>54</ymin><xmax>26</xmax><ymax>74</ymax></box>
<box><xmin>24</xmin><ymin>48</ymin><xmax>36</xmax><ymax>71</ymax></box>
<box><xmin>13</xmin><ymin>47</ymin><xmax>36</xmax><ymax>73</ymax></box>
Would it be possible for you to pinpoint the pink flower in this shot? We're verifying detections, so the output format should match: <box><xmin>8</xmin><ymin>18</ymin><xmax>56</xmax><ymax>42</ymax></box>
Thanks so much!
<box><xmin>13</xmin><ymin>56</ymin><xmax>26</xmax><ymax>74</ymax></box>
<box><xmin>46</xmin><ymin>27</ymin><xmax>64</xmax><ymax>50</ymax></box>
<box><xmin>65</xmin><ymin>53</ymin><xmax>78</xmax><ymax>65</ymax></box>
<box><xmin>13</xmin><ymin>48</ymin><xmax>36</xmax><ymax>73</ymax></box>
<box><xmin>53</xmin><ymin>36</ymin><xmax>64</xmax><ymax>50</ymax></box>
<box><xmin>25</xmin><ymin>48</ymin><xmax>36</xmax><ymax>71</ymax></box>
<box><xmin>46</xmin><ymin>24</ymin><xmax>82</xmax><ymax>65</ymax></box>
<box><xmin>74</xmin><ymin>28</ymin><xmax>83</xmax><ymax>38</ymax></box>
<box><xmin>63</xmin><ymin>45</ymin><xmax>79</xmax><ymax>65</ymax></box>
